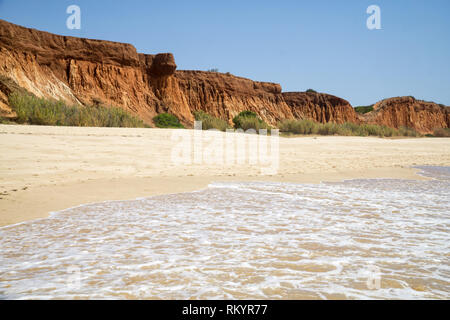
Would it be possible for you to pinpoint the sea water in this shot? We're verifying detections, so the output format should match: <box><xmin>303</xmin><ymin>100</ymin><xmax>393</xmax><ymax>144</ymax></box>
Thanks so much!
<box><xmin>0</xmin><ymin>166</ymin><xmax>449</xmax><ymax>299</ymax></box>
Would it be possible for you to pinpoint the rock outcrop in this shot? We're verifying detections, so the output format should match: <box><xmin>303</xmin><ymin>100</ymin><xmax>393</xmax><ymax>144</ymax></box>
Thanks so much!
<box><xmin>282</xmin><ymin>91</ymin><xmax>359</xmax><ymax>124</ymax></box>
<box><xmin>0</xmin><ymin>19</ymin><xmax>448</xmax><ymax>133</ymax></box>
<box><xmin>0</xmin><ymin>19</ymin><xmax>196</xmax><ymax>124</ymax></box>
<box><xmin>175</xmin><ymin>71</ymin><xmax>293</xmax><ymax>125</ymax></box>
<box><xmin>0</xmin><ymin>19</ymin><xmax>293</xmax><ymax>126</ymax></box>
<box><xmin>360</xmin><ymin>96</ymin><xmax>450</xmax><ymax>134</ymax></box>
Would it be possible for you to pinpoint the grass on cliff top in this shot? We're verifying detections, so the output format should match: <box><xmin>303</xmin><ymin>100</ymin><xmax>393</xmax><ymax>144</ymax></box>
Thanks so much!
<box><xmin>278</xmin><ymin>119</ymin><xmax>421</xmax><ymax>137</ymax></box>
<box><xmin>354</xmin><ymin>105</ymin><xmax>374</xmax><ymax>114</ymax></box>
<box><xmin>7</xmin><ymin>92</ymin><xmax>148</xmax><ymax>128</ymax></box>
<box><xmin>153</xmin><ymin>113</ymin><xmax>184</xmax><ymax>128</ymax></box>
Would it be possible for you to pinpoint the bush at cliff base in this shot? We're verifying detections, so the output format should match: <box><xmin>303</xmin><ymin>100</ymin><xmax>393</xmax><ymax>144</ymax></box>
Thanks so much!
<box><xmin>433</xmin><ymin>128</ymin><xmax>450</xmax><ymax>137</ymax></box>
<box><xmin>153</xmin><ymin>113</ymin><xmax>184</xmax><ymax>128</ymax></box>
<box><xmin>232</xmin><ymin>111</ymin><xmax>271</xmax><ymax>132</ymax></box>
<box><xmin>194</xmin><ymin>111</ymin><xmax>230</xmax><ymax>131</ymax></box>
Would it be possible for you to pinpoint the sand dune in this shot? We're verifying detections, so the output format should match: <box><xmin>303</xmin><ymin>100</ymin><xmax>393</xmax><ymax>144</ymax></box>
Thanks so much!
<box><xmin>1</xmin><ymin>124</ymin><xmax>449</xmax><ymax>227</ymax></box>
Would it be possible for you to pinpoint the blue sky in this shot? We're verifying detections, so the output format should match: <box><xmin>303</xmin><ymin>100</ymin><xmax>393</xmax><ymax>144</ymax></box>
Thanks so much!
<box><xmin>0</xmin><ymin>0</ymin><xmax>449</xmax><ymax>106</ymax></box>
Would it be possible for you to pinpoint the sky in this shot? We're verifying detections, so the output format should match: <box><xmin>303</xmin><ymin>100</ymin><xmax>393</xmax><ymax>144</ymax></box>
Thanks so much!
<box><xmin>0</xmin><ymin>0</ymin><xmax>449</xmax><ymax>106</ymax></box>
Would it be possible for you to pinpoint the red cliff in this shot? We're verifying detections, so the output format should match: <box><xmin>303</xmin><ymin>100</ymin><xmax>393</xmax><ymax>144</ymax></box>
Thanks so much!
<box><xmin>0</xmin><ymin>19</ymin><xmax>293</xmax><ymax>126</ymax></box>
<box><xmin>175</xmin><ymin>70</ymin><xmax>293</xmax><ymax>125</ymax></box>
<box><xmin>282</xmin><ymin>91</ymin><xmax>359</xmax><ymax>124</ymax></box>
<box><xmin>361</xmin><ymin>96</ymin><xmax>450</xmax><ymax>134</ymax></box>
<box><xmin>0</xmin><ymin>19</ymin><xmax>448</xmax><ymax>133</ymax></box>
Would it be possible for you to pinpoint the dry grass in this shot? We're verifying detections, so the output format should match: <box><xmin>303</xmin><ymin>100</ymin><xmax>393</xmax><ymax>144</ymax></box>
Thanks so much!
<box><xmin>8</xmin><ymin>92</ymin><xmax>148</xmax><ymax>128</ymax></box>
<box><xmin>278</xmin><ymin>119</ymin><xmax>421</xmax><ymax>137</ymax></box>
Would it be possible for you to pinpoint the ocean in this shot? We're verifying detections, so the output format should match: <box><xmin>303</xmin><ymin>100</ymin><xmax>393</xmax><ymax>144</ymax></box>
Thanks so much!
<box><xmin>0</xmin><ymin>166</ymin><xmax>449</xmax><ymax>299</ymax></box>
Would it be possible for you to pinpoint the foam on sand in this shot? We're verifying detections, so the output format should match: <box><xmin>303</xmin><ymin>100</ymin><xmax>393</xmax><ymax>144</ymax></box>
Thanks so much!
<box><xmin>0</xmin><ymin>167</ymin><xmax>449</xmax><ymax>299</ymax></box>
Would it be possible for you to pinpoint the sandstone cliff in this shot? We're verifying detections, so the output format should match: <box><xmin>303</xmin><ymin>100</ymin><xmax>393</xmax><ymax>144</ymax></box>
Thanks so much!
<box><xmin>175</xmin><ymin>71</ymin><xmax>293</xmax><ymax>125</ymax></box>
<box><xmin>0</xmin><ymin>19</ymin><xmax>448</xmax><ymax>133</ymax></box>
<box><xmin>360</xmin><ymin>96</ymin><xmax>450</xmax><ymax>134</ymax></box>
<box><xmin>0</xmin><ymin>19</ymin><xmax>294</xmax><ymax>126</ymax></box>
<box><xmin>282</xmin><ymin>91</ymin><xmax>359</xmax><ymax>124</ymax></box>
<box><xmin>0</xmin><ymin>19</ymin><xmax>195</xmax><ymax>124</ymax></box>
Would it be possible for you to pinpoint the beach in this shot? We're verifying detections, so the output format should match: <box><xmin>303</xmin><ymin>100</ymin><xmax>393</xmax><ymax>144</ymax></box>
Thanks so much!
<box><xmin>1</xmin><ymin>124</ymin><xmax>450</xmax><ymax>227</ymax></box>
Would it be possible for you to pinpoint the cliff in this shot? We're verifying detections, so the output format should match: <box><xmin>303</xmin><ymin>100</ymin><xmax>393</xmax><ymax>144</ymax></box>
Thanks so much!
<box><xmin>282</xmin><ymin>91</ymin><xmax>359</xmax><ymax>124</ymax></box>
<box><xmin>175</xmin><ymin>71</ymin><xmax>293</xmax><ymax>125</ymax></box>
<box><xmin>0</xmin><ymin>19</ymin><xmax>195</xmax><ymax>124</ymax></box>
<box><xmin>360</xmin><ymin>96</ymin><xmax>450</xmax><ymax>134</ymax></box>
<box><xmin>0</xmin><ymin>19</ymin><xmax>448</xmax><ymax>133</ymax></box>
<box><xmin>0</xmin><ymin>19</ymin><xmax>293</xmax><ymax>126</ymax></box>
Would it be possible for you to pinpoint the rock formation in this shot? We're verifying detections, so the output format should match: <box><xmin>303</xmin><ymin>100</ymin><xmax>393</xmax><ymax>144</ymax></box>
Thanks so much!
<box><xmin>282</xmin><ymin>91</ymin><xmax>359</xmax><ymax>124</ymax></box>
<box><xmin>0</xmin><ymin>19</ymin><xmax>448</xmax><ymax>133</ymax></box>
<box><xmin>0</xmin><ymin>19</ymin><xmax>293</xmax><ymax>126</ymax></box>
<box><xmin>175</xmin><ymin>71</ymin><xmax>293</xmax><ymax>125</ymax></box>
<box><xmin>360</xmin><ymin>96</ymin><xmax>450</xmax><ymax>134</ymax></box>
<box><xmin>0</xmin><ymin>19</ymin><xmax>195</xmax><ymax>124</ymax></box>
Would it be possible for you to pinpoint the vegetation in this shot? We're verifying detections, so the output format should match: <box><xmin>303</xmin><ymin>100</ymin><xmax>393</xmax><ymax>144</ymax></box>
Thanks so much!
<box><xmin>232</xmin><ymin>111</ymin><xmax>271</xmax><ymax>132</ymax></box>
<box><xmin>278</xmin><ymin>118</ymin><xmax>421</xmax><ymax>137</ymax></box>
<box><xmin>354</xmin><ymin>105</ymin><xmax>374</xmax><ymax>114</ymax></box>
<box><xmin>0</xmin><ymin>117</ymin><xmax>16</xmax><ymax>124</ymax></box>
<box><xmin>193</xmin><ymin>110</ymin><xmax>230</xmax><ymax>131</ymax></box>
<box><xmin>278</xmin><ymin>119</ymin><xmax>318</xmax><ymax>135</ymax></box>
<box><xmin>306</xmin><ymin>89</ymin><xmax>317</xmax><ymax>93</ymax></box>
<box><xmin>397</xmin><ymin>126</ymin><xmax>422</xmax><ymax>137</ymax></box>
<box><xmin>206</xmin><ymin>68</ymin><xmax>219</xmax><ymax>72</ymax></box>
<box><xmin>433</xmin><ymin>128</ymin><xmax>450</xmax><ymax>137</ymax></box>
<box><xmin>7</xmin><ymin>92</ymin><xmax>148</xmax><ymax>127</ymax></box>
<box><xmin>153</xmin><ymin>113</ymin><xmax>184</xmax><ymax>128</ymax></box>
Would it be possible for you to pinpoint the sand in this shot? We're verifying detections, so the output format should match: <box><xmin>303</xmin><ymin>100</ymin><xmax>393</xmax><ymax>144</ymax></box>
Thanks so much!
<box><xmin>1</xmin><ymin>124</ymin><xmax>449</xmax><ymax>227</ymax></box>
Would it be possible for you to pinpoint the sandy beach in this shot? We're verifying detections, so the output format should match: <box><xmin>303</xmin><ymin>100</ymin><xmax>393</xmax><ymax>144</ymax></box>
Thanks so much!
<box><xmin>1</xmin><ymin>124</ymin><xmax>449</xmax><ymax>227</ymax></box>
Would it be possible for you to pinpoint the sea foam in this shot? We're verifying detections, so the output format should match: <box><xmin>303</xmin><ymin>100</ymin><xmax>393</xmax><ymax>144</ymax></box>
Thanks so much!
<box><xmin>0</xmin><ymin>166</ymin><xmax>449</xmax><ymax>299</ymax></box>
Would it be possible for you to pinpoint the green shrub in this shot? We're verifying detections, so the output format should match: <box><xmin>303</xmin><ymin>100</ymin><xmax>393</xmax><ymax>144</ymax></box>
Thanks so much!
<box><xmin>433</xmin><ymin>128</ymin><xmax>450</xmax><ymax>137</ymax></box>
<box><xmin>153</xmin><ymin>113</ymin><xmax>184</xmax><ymax>128</ymax></box>
<box><xmin>354</xmin><ymin>105</ymin><xmax>374</xmax><ymax>114</ymax></box>
<box><xmin>237</xmin><ymin>117</ymin><xmax>271</xmax><ymax>132</ymax></box>
<box><xmin>194</xmin><ymin>110</ymin><xmax>230</xmax><ymax>131</ymax></box>
<box><xmin>8</xmin><ymin>92</ymin><xmax>147</xmax><ymax>127</ymax></box>
<box><xmin>232</xmin><ymin>110</ymin><xmax>271</xmax><ymax>132</ymax></box>
<box><xmin>233</xmin><ymin>110</ymin><xmax>258</xmax><ymax>121</ymax></box>
<box><xmin>306</xmin><ymin>89</ymin><xmax>317</xmax><ymax>93</ymax></box>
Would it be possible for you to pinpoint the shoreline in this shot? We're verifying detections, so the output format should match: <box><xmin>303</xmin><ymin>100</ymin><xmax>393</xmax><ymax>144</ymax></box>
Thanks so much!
<box><xmin>0</xmin><ymin>167</ymin><xmax>432</xmax><ymax>228</ymax></box>
<box><xmin>1</xmin><ymin>124</ymin><xmax>449</xmax><ymax>227</ymax></box>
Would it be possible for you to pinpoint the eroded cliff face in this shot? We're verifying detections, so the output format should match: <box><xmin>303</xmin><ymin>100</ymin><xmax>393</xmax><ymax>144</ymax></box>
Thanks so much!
<box><xmin>175</xmin><ymin>71</ymin><xmax>293</xmax><ymax>125</ymax></box>
<box><xmin>361</xmin><ymin>97</ymin><xmax>450</xmax><ymax>134</ymax></box>
<box><xmin>282</xmin><ymin>92</ymin><xmax>359</xmax><ymax>124</ymax></box>
<box><xmin>0</xmin><ymin>19</ymin><xmax>196</xmax><ymax>124</ymax></box>
<box><xmin>0</xmin><ymin>19</ymin><xmax>294</xmax><ymax>126</ymax></box>
<box><xmin>1</xmin><ymin>19</ymin><xmax>448</xmax><ymax>133</ymax></box>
